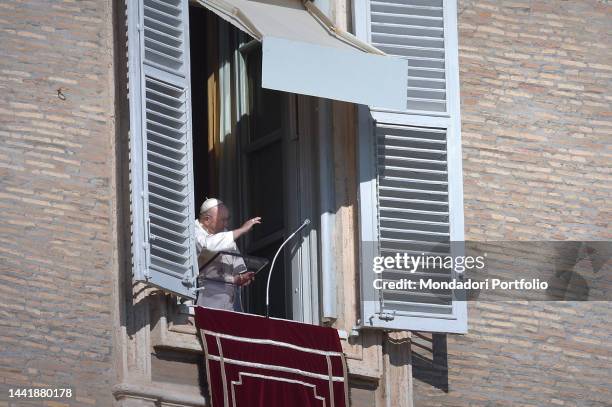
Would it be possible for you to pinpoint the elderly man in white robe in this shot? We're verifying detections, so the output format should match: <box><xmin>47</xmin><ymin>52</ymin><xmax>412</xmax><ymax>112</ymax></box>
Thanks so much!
<box><xmin>195</xmin><ymin>198</ymin><xmax>261</xmax><ymax>311</ymax></box>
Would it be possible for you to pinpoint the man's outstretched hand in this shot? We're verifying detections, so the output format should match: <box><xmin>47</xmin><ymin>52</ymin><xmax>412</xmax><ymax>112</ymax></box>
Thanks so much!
<box><xmin>233</xmin><ymin>217</ymin><xmax>262</xmax><ymax>240</ymax></box>
<box><xmin>241</xmin><ymin>217</ymin><xmax>262</xmax><ymax>232</ymax></box>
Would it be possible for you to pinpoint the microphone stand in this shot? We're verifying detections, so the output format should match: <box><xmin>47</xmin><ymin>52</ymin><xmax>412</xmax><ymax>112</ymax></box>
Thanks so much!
<box><xmin>265</xmin><ymin>219</ymin><xmax>311</xmax><ymax>318</ymax></box>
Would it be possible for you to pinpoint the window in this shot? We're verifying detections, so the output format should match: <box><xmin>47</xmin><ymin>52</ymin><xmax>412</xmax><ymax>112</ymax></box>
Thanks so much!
<box><xmin>354</xmin><ymin>0</ymin><xmax>467</xmax><ymax>333</ymax></box>
<box><xmin>126</xmin><ymin>0</ymin><xmax>415</xmax><ymax>323</ymax></box>
<box><xmin>239</xmin><ymin>42</ymin><xmax>293</xmax><ymax>318</ymax></box>
<box><xmin>126</xmin><ymin>0</ymin><xmax>321</xmax><ymax>322</ymax></box>
<box><xmin>235</xmin><ymin>41</ymin><xmax>320</xmax><ymax>322</ymax></box>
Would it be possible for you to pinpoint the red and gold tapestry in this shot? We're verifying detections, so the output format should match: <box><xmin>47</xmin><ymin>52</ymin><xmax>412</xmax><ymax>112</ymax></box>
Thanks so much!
<box><xmin>195</xmin><ymin>307</ymin><xmax>349</xmax><ymax>407</ymax></box>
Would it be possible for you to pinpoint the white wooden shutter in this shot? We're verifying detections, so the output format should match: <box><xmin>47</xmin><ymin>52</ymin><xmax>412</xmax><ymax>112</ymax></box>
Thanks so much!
<box><xmin>365</xmin><ymin>120</ymin><xmax>466</xmax><ymax>332</ymax></box>
<box><xmin>127</xmin><ymin>0</ymin><xmax>198</xmax><ymax>299</ymax></box>
<box><xmin>356</xmin><ymin>0</ymin><xmax>447</xmax><ymax>113</ymax></box>
<box><xmin>355</xmin><ymin>0</ymin><xmax>466</xmax><ymax>332</ymax></box>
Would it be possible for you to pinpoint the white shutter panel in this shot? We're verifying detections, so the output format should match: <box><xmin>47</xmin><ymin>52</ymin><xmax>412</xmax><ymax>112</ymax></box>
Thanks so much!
<box><xmin>377</xmin><ymin>122</ymin><xmax>465</xmax><ymax>330</ymax></box>
<box><xmin>127</xmin><ymin>0</ymin><xmax>198</xmax><ymax>299</ymax></box>
<box><xmin>359</xmin><ymin>118</ymin><xmax>466</xmax><ymax>333</ymax></box>
<box><xmin>355</xmin><ymin>0</ymin><xmax>466</xmax><ymax>332</ymax></box>
<box><xmin>359</xmin><ymin>0</ymin><xmax>447</xmax><ymax>113</ymax></box>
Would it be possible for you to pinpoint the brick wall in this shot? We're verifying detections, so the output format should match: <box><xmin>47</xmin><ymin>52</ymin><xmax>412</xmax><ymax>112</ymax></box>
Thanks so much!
<box><xmin>0</xmin><ymin>1</ymin><xmax>116</xmax><ymax>405</ymax></box>
<box><xmin>1</xmin><ymin>0</ymin><xmax>610</xmax><ymax>406</ymax></box>
<box><xmin>413</xmin><ymin>1</ymin><xmax>611</xmax><ymax>406</ymax></box>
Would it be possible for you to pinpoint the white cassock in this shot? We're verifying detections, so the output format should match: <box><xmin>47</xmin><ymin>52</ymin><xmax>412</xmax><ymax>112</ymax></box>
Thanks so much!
<box><xmin>194</xmin><ymin>219</ymin><xmax>246</xmax><ymax>311</ymax></box>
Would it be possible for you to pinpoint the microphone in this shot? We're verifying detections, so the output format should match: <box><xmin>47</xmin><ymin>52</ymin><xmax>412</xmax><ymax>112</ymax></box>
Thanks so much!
<box><xmin>265</xmin><ymin>219</ymin><xmax>311</xmax><ymax>317</ymax></box>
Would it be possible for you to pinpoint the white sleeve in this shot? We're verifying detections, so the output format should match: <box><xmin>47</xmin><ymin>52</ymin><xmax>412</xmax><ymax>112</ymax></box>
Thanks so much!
<box><xmin>196</xmin><ymin>230</ymin><xmax>235</xmax><ymax>253</ymax></box>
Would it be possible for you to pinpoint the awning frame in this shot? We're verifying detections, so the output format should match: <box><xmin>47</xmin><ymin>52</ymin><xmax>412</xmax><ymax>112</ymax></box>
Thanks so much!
<box><xmin>196</xmin><ymin>0</ymin><xmax>385</xmax><ymax>55</ymax></box>
<box><xmin>194</xmin><ymin>0</ymin><xmax>408</xmax><ymax>109</ymax></box>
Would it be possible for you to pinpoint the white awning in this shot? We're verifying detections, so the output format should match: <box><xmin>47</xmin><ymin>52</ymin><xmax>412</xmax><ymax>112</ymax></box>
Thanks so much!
<box><xmin>196</xmin><ymin>0</ymin><xmax>407</xmax><ymax>110</ymax></box>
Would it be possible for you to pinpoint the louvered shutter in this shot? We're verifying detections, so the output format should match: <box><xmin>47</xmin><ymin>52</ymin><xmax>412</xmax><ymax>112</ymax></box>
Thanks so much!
<box><xmin>355</xmin><ymin>0</ymin><xmax>466</xmax><ymax>332</ymax></box>
<box><xmin>127</xmin><ymin>0</ymin><xmax>198</xmax><ymax>299</ymax></box>
<box><xmin>357</xmin><ymin>0</ymin><xmax>447</xmax><ymax>113</ymax></box>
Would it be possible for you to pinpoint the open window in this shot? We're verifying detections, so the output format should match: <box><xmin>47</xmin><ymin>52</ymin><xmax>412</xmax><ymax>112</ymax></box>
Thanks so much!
<box><xmin>180</xmin><ymin>6</ymin><xmax>311</xmax><ymax>320</ymax></box>
<box><xmin>126</xmin><ymin>0</ymin><xmax>409</xmax><ymax>322</ymax></box>
<box><xmin>237</xmin><ymin>42</ymin><xmax>292</xmax><ymax>318</ymax></box>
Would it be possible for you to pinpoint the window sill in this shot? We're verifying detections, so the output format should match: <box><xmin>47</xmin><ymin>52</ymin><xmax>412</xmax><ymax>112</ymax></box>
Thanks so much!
<box><xmin>150</xmin><ymin>295</ymin><xmax>201</xmax><ymax>353</ymax></box>
<box><xmin>113</xmin><ymin>381</ymin><xmax>206</xmax><ymax>406</ymax></box>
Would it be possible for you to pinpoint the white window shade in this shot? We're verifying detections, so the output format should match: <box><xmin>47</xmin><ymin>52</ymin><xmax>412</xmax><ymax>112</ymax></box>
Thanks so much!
<box><xmin>195</xmin><ymin>0</ymin><xmax>408</xmax><ymax>110</ymax></box>
<box><xmin>127</xmin><ymin>0</ymin><xmax>198</xmax><ymax>299</ymax></box>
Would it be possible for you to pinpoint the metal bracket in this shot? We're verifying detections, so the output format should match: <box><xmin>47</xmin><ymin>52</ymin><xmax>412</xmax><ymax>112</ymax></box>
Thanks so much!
<box><xmin>181</xmin><ymin>271</ymin><xmax>196</xmax><ymax>287</ymax></box>
<box><xmin>377</xmin><ymin>310</ymin><xmax>396</xmax><ymax>321</ymax></box>
<box><xmin>142</xmin><ymin>193</ymin><xmax>151</xmax><ymax>278</ymax></box>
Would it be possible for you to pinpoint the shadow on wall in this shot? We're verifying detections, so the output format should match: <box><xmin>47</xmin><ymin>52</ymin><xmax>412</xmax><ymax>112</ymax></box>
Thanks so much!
<box><xmin>411</xmin><ymin>332</ymin><xmax>449</xmax><ymax>393</ymax></box>
<box><xmin>546</xmin><ymin>241</ymin><xmax>610</xmax><ymax>301</ymax></box>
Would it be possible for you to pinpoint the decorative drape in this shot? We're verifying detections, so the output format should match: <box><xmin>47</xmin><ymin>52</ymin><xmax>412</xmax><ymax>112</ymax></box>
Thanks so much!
<box><xmin>196</xmin><ymin>307</ymin><xmax>349</xmax><ymax>407</ymax></box>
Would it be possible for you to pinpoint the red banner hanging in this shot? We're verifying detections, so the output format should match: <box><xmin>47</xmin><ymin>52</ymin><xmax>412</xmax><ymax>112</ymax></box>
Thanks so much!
<box><xmin>195</xmin><ymin>307</ymin><xmax>349</xmax><ymax>407</ymax></box>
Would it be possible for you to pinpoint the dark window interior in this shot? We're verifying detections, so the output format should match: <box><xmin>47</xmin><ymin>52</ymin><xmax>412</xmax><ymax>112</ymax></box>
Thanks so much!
<box><xmin>189</xmin><ymin>5</ymin><xmax>210</xmax><ymax>212</ymax></box>
<box><xmin>189</xmin><ymin>6</ymin><xmax>290</xmax><ymax>319</ymax></box>
<box><xmin>243</xmin><ymin>46</ymin><xmax>287</xmax><ymax>318</ymax></box>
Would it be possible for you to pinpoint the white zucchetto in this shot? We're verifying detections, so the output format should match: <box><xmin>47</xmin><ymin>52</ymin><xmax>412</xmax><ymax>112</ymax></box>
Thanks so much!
<box><xmin>200</xmin><ymin>198</ymin><xmax>223</xmax><ymax>214</ymax></box>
